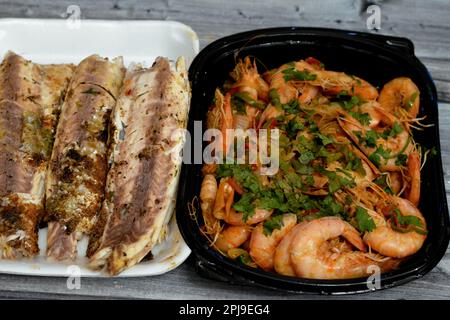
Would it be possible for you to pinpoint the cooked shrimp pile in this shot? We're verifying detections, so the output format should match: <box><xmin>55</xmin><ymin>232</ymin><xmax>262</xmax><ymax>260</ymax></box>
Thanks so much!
<box><xmin>199</xmin><ymin>56</ymin><xmax>429</xmax><ymax>279</ymax></box>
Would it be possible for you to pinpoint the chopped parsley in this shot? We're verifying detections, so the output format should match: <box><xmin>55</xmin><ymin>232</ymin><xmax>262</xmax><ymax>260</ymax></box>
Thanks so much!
<box><xmin>374</xmin><ymin>175</ymin><xmax>393</xmax><ymax>194</ymax></box>
<box><xmin>406</xmin><ymin>92</ymin><xmax>418</xmax><ymax>110</ymax></box>
<box><xmin>263</xmin><ymin>215</ymin><xmax>285</xmax><ymax>236</ymax></box>
<box><xmin>269</xmin><ymin>89</ymin><xmax>282</xmax><ymax>108</ymax></box>
<box><xmin>299</xmin><ymin>150</ymin><xmax>315</xmax><ymax>164</ymax></box>
<box><xmin>315</xmin><ymin>133</ymin><xmax>334</xmax><ymax>146</ymax></box>
<box><xmin>395</xmin><ymin>153</ymin><xmax>408</xmax><ymax>166</ymax></box>
<box><xmin>317</xmin><ymin>167</ymin><xmax>355</xmax><ymax>193</ymax></box>
<box><xmin>355</xmin><ymin>206</ymin><xmax>376</xmax><ymax>232</ymax></box>
<box><xmin>369</xmin><ymin>146</ymin><xmax>392</xmax><ymax>167</ymax></box>
<box><xmin>380</xmin><ymin>122</ymin><xmax>403</xmax><ymax>139</ymax></box>
<box><xmin>282</xmin><ymin>68</ymin><xmax>317</xmax><ymax>82</ymax></box>
<box><xmin>233</xmin><ymin>193</ymin><xmax>256</xmax><ymax>221</ymax></box>
<box><xmin>217</xmin><ymin>164</ymin><xmax>262</xmax><ymax>193</ymax></box>
<box><xmin>335</xmin><ymin>91</ymin><xmax>363</xmax><ymax>110</ymax></box>
<box><xmin>354</xmin><ymin>130</ymin><xmax>378</xmax><ymax>148</ymax></box>
<box><xmin>285</xmin><ymin>119</ymin><xmax>304</xmax><ymax>138</ymax></box>
<box><xmin>232</xmin><ymin>92</ymin><xmax>266</xmax><ymax>110</ymax></box>
<box><xmin>394</xmin><ymin>209</ymin><xmax>422</xmax><ymax>227</ymax></box>
<box><xmin>349</xmin><ymin>111</ymin><xmax>371</xmax><ymax>126</ymax></box>
<box><xmin>391</xmin><ymin>208</ymin><xmax>427</xmax><ymax>235</ymax></box>
<box><xmin>282</xmin><ymin>99</ymin><xmax>301</xmax><ymax>114</ymax></box>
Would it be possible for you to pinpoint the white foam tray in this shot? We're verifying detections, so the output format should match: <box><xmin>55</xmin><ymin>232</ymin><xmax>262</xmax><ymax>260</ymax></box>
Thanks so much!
<box><xmin>0</xmin><ymin>18</ymin><xmax>199</xmax><ymax>277</ymax></box>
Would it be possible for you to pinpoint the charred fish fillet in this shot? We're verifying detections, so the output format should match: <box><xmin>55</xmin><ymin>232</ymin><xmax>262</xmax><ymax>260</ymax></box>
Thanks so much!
<box><xmin>0</xmin><ymin>52</ymin><xmax>74</xmax><ymax>258</ymax></box>
<box><xmin>46</xmin><ymin>55</ymin><xmax>125</xmax><ymax>260</ymax></box>
<box><xmin>89</xmin><ymin>57</ymin><xmax>190</xmax><ymax>275</ymax></box>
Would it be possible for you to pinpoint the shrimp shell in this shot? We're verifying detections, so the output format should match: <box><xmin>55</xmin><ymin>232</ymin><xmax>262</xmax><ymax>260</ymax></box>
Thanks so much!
<box><xmin>249</xmin><ymin>214</ymin><xmax>297</xmax><ymax>271</ymax></box>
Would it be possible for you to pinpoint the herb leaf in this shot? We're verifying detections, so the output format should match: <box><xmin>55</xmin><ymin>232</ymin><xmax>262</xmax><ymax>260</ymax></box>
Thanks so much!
<box><xmin>406</xmin><ymin>92</ymin><xmax>418</xmax><ymax>110</ymax></box>
<box><xmin>356</xmin><ymin>206</ymin><xmax>376</xmax><ymax>232</ymax></box>
<box><xmin>349</xmin><ymin>111</ymin><xmax>371</xmax><ymax>126</ymax></box>
<box><xmin>282</xmin><ymin>99</ymin><xmax>300</xmax><ymax>114</ymax></box>
<box><xmin>395</xmin><ymin>153</ymin><xmax>408</xmax><ymax>166</ymax></box>
<box><xmin>299</xmin><ymin>151</ymin><xmax>315</xmax><ymax>164</ymax></box>
<box><xmin>233</xmin><ymin>193</ymin><xmax>256</xmax><ymax>221</ymax></box>
<box><xmin>233</xmin><ymin>92</ymin><xmax>265</xmax><ymax>110</ymax></box>
<box><xmin>394</xmin><ymin>209</ymin><xmax>424</xmax><ymax>228</ymax></box>
<box><xmin>282</xmin><ymin>68</ymin><xmax>317</xmax><ymax>82</ymax></box>
<box><xmin>263</xmin><ymin>215</ymin><xmax>285</xmax><ymax>236</ymax></box>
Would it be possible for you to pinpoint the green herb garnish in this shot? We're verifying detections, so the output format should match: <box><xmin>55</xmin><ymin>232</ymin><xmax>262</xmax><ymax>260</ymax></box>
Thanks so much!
<box><xmin>282</xmin><ymin>68</ymin><xmax>317</xmax><ymax>82</ymax></box>
<box><xmin>356</xmin><ymin>206</ymin><xmax>376</xmax><ymax>232</ymax></box>
<box><xmin>263</xmin><ymin>215</ymin><xmax>285</xmax><ymax>236</ymax></box>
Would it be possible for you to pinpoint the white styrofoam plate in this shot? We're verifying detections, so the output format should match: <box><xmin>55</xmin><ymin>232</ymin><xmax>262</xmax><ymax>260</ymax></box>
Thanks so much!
<box><xmin>0</xmin><ymin>18</ymin><xmax>199</xmax><ymax>277</ymax></box>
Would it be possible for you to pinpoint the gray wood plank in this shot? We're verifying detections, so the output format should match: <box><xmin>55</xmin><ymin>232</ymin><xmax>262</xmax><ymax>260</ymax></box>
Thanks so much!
<box><xmin>0</xmin><ymin>0</ymin><xmax>449</xmax><ymax>299</ymax></box>
<box><xmin>1</xmin><ymin>0</ymin><xmax>450</xmax><ymax>104</ymax></box>
<box><xmin>0</xmin><ymin>254</ymin><xmax>449</xmax><ymax>300</ymax></box>
<box><xmin>0</xmin><ymin>0</ymin><xmax>449</xmax><ymax>59</ymax></box>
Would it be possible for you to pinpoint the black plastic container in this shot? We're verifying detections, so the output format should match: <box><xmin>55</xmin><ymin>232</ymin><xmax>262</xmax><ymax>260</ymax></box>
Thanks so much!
<box><xmin>175</xmin><ymin>27</ymin><xmax>450</xmax><ymax>294</ymax></box>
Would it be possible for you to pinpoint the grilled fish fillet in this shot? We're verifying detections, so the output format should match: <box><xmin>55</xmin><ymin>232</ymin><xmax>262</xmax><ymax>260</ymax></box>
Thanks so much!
<box><xmin>45</xmin><ymin>55</ymin><xmax>125</xmax><ymax>260</ymax></box>
<box><xmin>89</xmin><ymin>57</ymin><xmax>190</xmax><ymax>275</ymax></box>
<box><xmin>0</xmin><ymin>51</ymin><xmax>74</xmax><ymax>258</ymax></box>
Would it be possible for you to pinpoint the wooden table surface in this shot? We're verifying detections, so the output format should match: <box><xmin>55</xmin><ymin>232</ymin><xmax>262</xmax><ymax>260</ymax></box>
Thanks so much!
<box><xmin>0</xmin><ymin>0</ymin><xmax>449</xmax><ymax>300</ymax></box>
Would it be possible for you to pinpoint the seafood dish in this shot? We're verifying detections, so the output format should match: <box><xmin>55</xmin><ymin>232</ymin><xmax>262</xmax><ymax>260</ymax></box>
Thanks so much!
<box><xmin>46</xmin><ymin>55</ymin><xmax>125</xmax><ymax>261</ymax></box>
<box><xmin>199</xmin><ymin>56</ymin><xmax>430</xmax><ymax>280</ymax></box>
<box><xmin>89</xmin><ymin>57</ymin><xmax>190</xmax><ymax>275</ymax></box>
<box><xmin>0</xmin><ymin>51</ymin><xmax>190</xmax><ymax>275</ymax></box>
<box><xmin>0</xmin><ymin>52</ymin><xmax>74</xmax><ymax>259</ymax></box>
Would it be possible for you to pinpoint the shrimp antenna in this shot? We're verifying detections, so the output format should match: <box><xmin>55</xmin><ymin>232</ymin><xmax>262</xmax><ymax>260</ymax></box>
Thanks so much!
<box><xmin>188</xmin><ymin>196</ymin><xmax>223</xmax><ymax>248</ymax></box>
<box><xmin>338</xmin><ymin>115</ymin><xmax>366</xmax><ymax>133</ymax></box>
<box><xmin>233</xmin><ymin>34</ymin><xmax>269</xmax><ymax>69</ymax></box>
<box><xmin>367</xmin><ymin>181</ymin><xmax>386</xmax><ymax>199</ymax></box>
<box><xmin>420</xmin><ymin>145</ymin><xmax>434</xmax><ymax>171</ymax></box>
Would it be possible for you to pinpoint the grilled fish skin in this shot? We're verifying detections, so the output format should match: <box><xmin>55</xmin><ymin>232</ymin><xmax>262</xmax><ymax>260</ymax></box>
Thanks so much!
<box><xmin>46</xmin><ymin>55</ymin><xmax>125</xmax><ymax>261</ymax></box>
<box><xmin>0</xmin><ymin>52</ymin><xmax>74</xmax><ymax>258</ymax></box>
<box><xmin>89</xmin><ymin>57</ymin><xmax>190</xmax><ymax>275</ymax></box>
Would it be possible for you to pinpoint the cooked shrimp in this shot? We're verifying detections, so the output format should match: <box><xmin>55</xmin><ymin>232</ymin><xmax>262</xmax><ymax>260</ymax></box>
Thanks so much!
<box><xmin>258</xmin><ymin>61</ymin><xmax>318</xmax><ymax>127</ymax></box>
<box><xmin>378</xmin><ymin>77</ymin><xmax>420</xmax><ymax>119</ymax></box>
<box><xmin>224</xmin><ymin>208</ymin><xmax>273</xmax><ymax>226</ymax></box>
<box><xmin>289</xmin><ymin>217</ymin><xmax>388</xmax><ymax>279</ymax></box>
<box><xmin>296</xmin><ymin>83</ymin><xmax>319</xmax><ymax>105</ymax></box>
<box><xmin>214</xmin><ymin>225</ymin><xmax>252</xmax><ymax>253</ymax></box>
<box><xmin>310</xmin><ymin>71</ymin><xmax>378</xmax><ymax>100</ymax></box>
<box><xmin>200</xmin><ymin>174</ymin><xmax>220</xmax><ymax>235</ymax></box>
<box><xmin>230</xmin><ymin>57</ymin><xmax>269</xmax><ymax>101</ymax></box>
<box><xmin>207</xmin><ymin>89</ymin><xmax>234</xmax><ymax>154</ymax></box>
<box><xmin>364</xmin><ymin>196</ymin><xmax>427</xmax><ymax>258</ymax></box>
<box><xmin>338</xmin><ymin>110</ymin><xmax>414</xmax><ymax>171</ymax></box>
<box><xmin>235</xmin><ymin>102</ymin><xmax>261</xmax><ymax>129</ymax></box>
<box><xmin>220</xmin><ymin>92</ymin><xmax>235</xmax><ymax>153</ymax></box>
<box><xmin>360</xmin><ymin>101</ymin><xmax>385</xmax><ymax>129</ymax></box>
<box><xmin>270</xmin><ymin>64</ymin><xmax>300</xmax><ymax>104</ymax></box>
<box><xmin>404</xmin><ymin>151</ymin><xmax>421</xmax><ymax>206</ymax></box>
<box><xmin>212</xmin><ymin>178</ymin><xmax>234</xmax><ymax>219</ymax></box>
<box><xmin>350</xmin><ymin>144</ymin><xmax>380</xmax><ymax>178</ymax></box>
<box><xmin>351</xmin><ymin>77</ymin><xmax>379</xmax><ymax>101</ymax></box>
<box><xmin>326</xmin><ymin>151</ymin><xmax>376</xmax><ymax>189</ymax></box>
<box><xmin>206</xmin><ymin>89</ymin><xmax>225</xmax><ymax>130</ymax></box>
<box><xmin>336</xmin><ymin>102</ymin><xmax>383</xmax><ymax>133</ymax></box>
<box><xmin>257</xmin><ymin>104</ymin><xmax>284</xmax><ymax>128</ymax></box>
<box><xmin>202</xmin><ymin>163</ymin><xmax>218</xmax><ymax>175</ymax></box>
<box><xmin>381</xmin><ymin>130</ymin><xmax>415</xmax><ymax>171</ymax></box>
<box><xmin>268</xmin><ymin>60</ymin><xmax>318</xmax><ymax>105</ymax></box>
<box><xmin>249</xmin><ymin>214</ymin><xmax>297</xmax><ymax>271</ymax></box>
<box><xmin>274</xmin><ymin>223</ymin><xmax>303</xmax><ymax>276</ymax></box>
<box><xmin>201</xmin><ymin>56</ymin><xmax>430</xmax><ymax>279</ymax></box>
<box><xmin>386</xmin><ymin>171</ymin><xmax>403</xmax><ymax>194</ymax></box>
